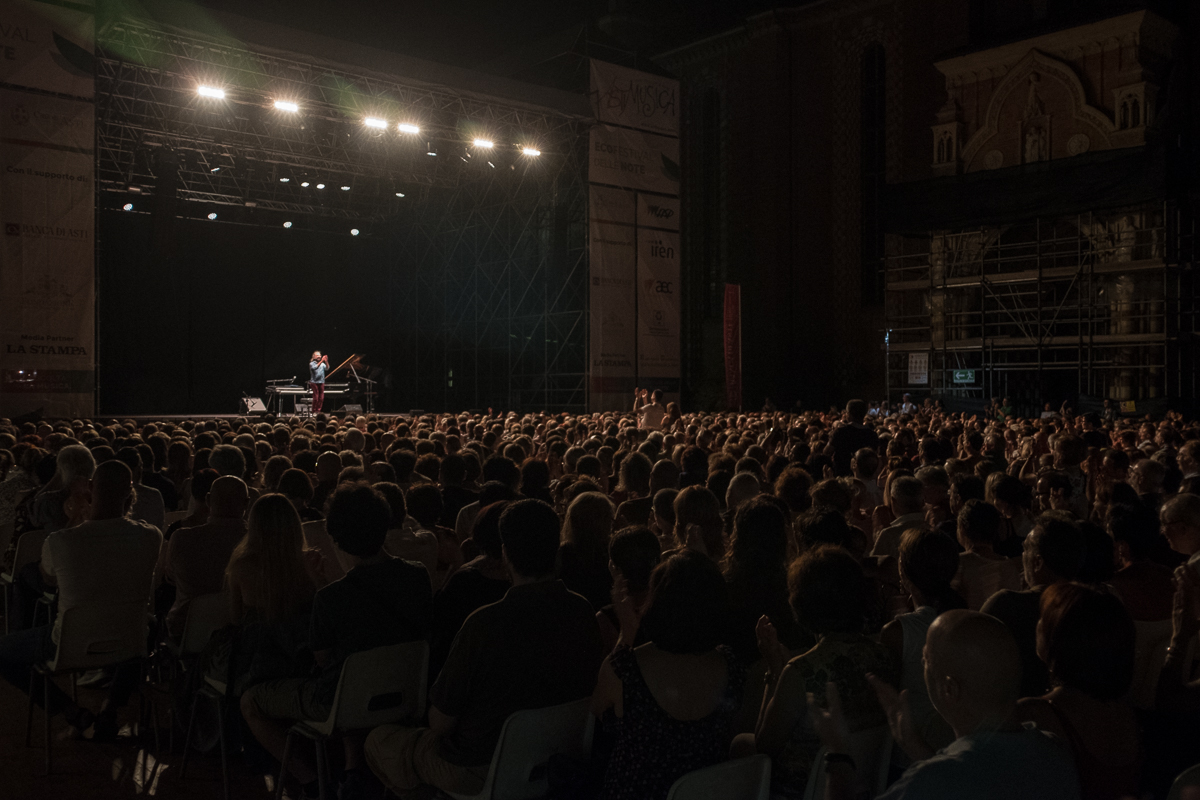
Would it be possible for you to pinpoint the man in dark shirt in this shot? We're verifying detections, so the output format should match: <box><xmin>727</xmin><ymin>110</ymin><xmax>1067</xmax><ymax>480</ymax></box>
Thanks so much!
<box><xmin>366</xmin><ymin>499</ymin><xmax>604</xmax><ymax>797</ymax></box>
<box><xmin>241</xmin><ymin>483</ymin><xmax>431</xmax><ymax>799</ymax></box>
<box><xmin>825</xmin><ymin>399</ymin><xmax>879</xmax><ymax>477</ymax></box>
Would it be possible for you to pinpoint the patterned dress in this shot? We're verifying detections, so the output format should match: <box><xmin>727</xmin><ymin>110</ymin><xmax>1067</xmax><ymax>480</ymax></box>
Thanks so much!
<box><xmin>601</xmin><ymin>644</ymin><xmax>746</xmax><ymax>800</ymax></box>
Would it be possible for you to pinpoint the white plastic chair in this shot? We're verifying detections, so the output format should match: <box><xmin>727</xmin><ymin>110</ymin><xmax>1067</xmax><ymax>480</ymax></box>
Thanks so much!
<box><xmin>181</xmin><ymin>673</ymin><xmax>234</xmax><ymax>800</ymax></box>
<box><xmin>25</xmin><ymin>600</ymin><xmax>150</xmax><ymax>774</ymax></box>
<box><xmin>1168</xmin><ymin>762</ymin><xmax>1200</xmax><ymax>800</ymax></box>
<box><xmin>802</xmin><ymin>724</ymin><xmax>892</xmax><ymax>800</ymax></box>
<box><xmin>666</xmin><ymin>755</ymin><xmax>771</xmax><ymax>800</ymax></box>
<box><xmin>2</xmin><ymin>529</ymin><xmax>50</xmax><ymax>634</ymax></box>
<box><xmin>1127</xmin><ymin>619</ymin><xmax>1174</xmax><ymax>710</ymax></box>
<box><xmin>275</xmin><ymin>640</ymin><xmax>430</xmax><ymax>800</ymax></box>
<box><xmin>168</xmin><ymin>591</ymin><xmax>231</xmax><ymax>660</ymax></box>
<box><xmin>446</xmin><ymin>697</ymin><xmax>594</xmax><ymax>800</ymax></box>
<box><xmin>302</xmin><ymin>520</ymin><xmax>347</xmax><ymax>583</ymax></box>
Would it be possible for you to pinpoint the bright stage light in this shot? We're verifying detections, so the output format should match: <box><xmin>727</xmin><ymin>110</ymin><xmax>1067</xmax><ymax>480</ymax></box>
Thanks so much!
<box><xmin>341</xmin><ymin>185</ymin><xmax>351</xmax><ymax>191</ymax></box>
<box><xmin>197</xmin><ymin>85</ymin><xmax>225</xmax><ymax>99</ymax></box>
<box><xmin>364</xmin><ymin>117</ymin><xmax>387</xmax><ymax>129</ymax></box>
<box><xmin>473</xmin><ymin>138</ymin><xmax>494</xmax><ymax>148</ymax></box>
<box><xmin>279</xmin><ymin>177</ymin><xmax>290</xmax><ymax>183</ymax></box>
<box><xmin>283</xmin><ymin>221</ymin><xmax>293</xmax><ymax>228</ymax></box>
<box><xmin>210</xmin><ymin>166</ymin><xmax>221</xmax><ymax>173</ymax></box>
<box><xmin>300</xmin><ymin>181</ymin><xmax>310</xmax><ymax>187</ymax></box>
<box><xmin>316</xmin><ymin>183</ymin><xmax>325</xmax><ymax>189</ymax></box>
<box><xmin>350</xmin><ymin>229</ymin><xmax>360</xmax><ymax>236</ymax></box>
<box><xmin>207</xmin><ymin>212</ymin><xmax>217</xmax><ymax>220</ymax></box>
<box><xmin>398</xmin><ymin>123</ymin><xmax>420</xmax><ymax>134</ymax></box>
<box><xmin>274</xmin><ymin>100</ymin><xmax>299</xmax><ymax>112</ymax></box>
<box><xmin>395</xmin><ymin>192</ymin><xmax>405</xmax><ymax>197</ymax></box>
<box><xmin>122</xmin><ymin>203</ymin><xmax>133</xmax><ymax>211</ymax></box>
<box><xmin>521</xmin><ymin>147</ymin><xmax>541</xmax><ymax>156</ymax></box>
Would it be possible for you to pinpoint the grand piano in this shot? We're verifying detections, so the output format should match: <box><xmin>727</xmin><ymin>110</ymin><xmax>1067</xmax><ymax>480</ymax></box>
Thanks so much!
<box><xmin>264</xmin><ymin>353</ymin><xmax>379</xmax><ymax>415</ymax></box>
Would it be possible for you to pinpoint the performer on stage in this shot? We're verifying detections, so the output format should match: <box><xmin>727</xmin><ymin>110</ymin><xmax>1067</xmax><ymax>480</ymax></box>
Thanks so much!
<box><xmin>309</xmin><ymin>351</ymin><xmax>328</xmax><ymax>414</ymax></box>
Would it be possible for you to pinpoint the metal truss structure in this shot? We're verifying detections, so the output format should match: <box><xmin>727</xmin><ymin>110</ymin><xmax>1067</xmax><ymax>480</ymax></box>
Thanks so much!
<box><xmin>95</xmin><ymin>16</ymin><xmax>588</xmax><ymax>223</ymax></box>
<box><xmin>884</xmin><ymin>202</ymin><xmax>1199</xmax><ymax>411</ymax></box>
<box><xmin>390</xmin><ymin>134</ymin><xmax>590</xmax><ymax>412</ymax></box>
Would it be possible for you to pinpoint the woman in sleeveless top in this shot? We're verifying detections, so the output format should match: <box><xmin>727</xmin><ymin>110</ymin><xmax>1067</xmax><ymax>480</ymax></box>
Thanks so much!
<box><xmin>1017</xmin><ymin>583</ymin><xmax>1142</xmax><ymax>800</ymax></box>
<box><xmin>592</xmin><ymin>551</ymin><xmax>746</xmax><ymax>800</ymax></box>
<box><xmin>880</xmin><ymin>527</ymin><xmax>964</xmax><ymax>754</ymax></box>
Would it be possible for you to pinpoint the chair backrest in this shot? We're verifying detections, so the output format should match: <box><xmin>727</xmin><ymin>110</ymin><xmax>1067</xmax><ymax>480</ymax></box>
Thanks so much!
<box><xmin>179</xmin><ymin>591</ymin><xmax>230</xmax><ymax>656</ymax></box>
<box><xmin>470</xmin><ymin>698</ymin><xmax>593</xmax><ymax>800</ymax></box>
<box><xmin>301</xmin><ymin>520</ymin><xmax>346</xmax><ymax>583</ymax></box>
<box><xmin>163</xmin><ymin>510</ymin><xmax>190</xmax><ymax>527</ymax></box>
<box><xmin>1167</xmin><ymin>762</ymin><xmax>1200</xmax><ymax>800</ymax></box>
<box><xmin>11</xmin><ymin>530</ymin><xmax>50</xmax><ymax>576</ymax></box>
<box><xmin>1127</xmin><ymin>619</ymin><xmax>1174</xmax><ymax>710</ymax></box>
<box><xmin>314</xmin><ymin>640</ymin><xmax>429</xmax><ymax>735</ymax></box>
<box><xmin>803</xmin><ymin>725</ymin><xmax>892</xmax><ymax>800</ymax></box>
<box><xmin>50</xmin><ymin>601</ymin><xmax>149</xmax><ymax>673</ymax></box>
<box><xmin>666</xmin><ymin>755</ymin><xmax>771</xmax><ymax>800</ymax></box>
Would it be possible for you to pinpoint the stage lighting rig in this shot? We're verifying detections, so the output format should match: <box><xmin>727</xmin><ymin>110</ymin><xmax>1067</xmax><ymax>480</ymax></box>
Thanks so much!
<box><xmin>197</xmin><ymin>85</ymin><xmax>225</xmax><ymax>99</ymax></box>
<box><xmin>398</xmin><ymin>123</ymin><xmax>420</xmax><ymax>134</ymax></box>
<box><xmin>274</xmin><ymin>100</ymin><xmax>299</xmax><ymax>113</ymax></box>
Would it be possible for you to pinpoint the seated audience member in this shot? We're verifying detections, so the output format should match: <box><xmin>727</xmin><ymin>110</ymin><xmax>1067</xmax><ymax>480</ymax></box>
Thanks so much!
<box><xmin>116</xmin><ymin>447</ymin><xmax>166</xmax><ymax>532</ymax></box>
<box><xmin>953</xmin><ymin>500</ymin><xmax>1023</xmax><ymax>611</ymax></box>
<box><xmin>277</xmin><ymin>467</ymin><xmax>323</xmax><ymax>522</ymax></box>
<box><xmin>0</xmin><ymin>460</ymin><xmax>161</xmax><ymax>739</ymax></box>
<box><xmin>1160</xmin><ymin>492</ymin><xmax>1200</xmax><ymax>564</ymax></box>
<box><xmin>723</xmin><ymin>498</ymin><xmax>806</xmax><ymax>665</ymax></box>
<box><xmin>262</xmin><ymin>454</ymin><xmax>292</xmax><ymax>494</ymax></box>
<box><xmin>518</xmin><ymin>458</ymin><xmax>553</xmax><ymax>506</ymax></box>
<box><xmin>1017</xmin><ymin>583</ymin><xmax>1140</xmax><ymax>800</ymax></box>
<box><xmin>982</xmin><ymin>513</ymin><xmax>1085</xmax><ymax>698</ymax></box>
<box><xmin>774</xmin><ymin>466</ymin><xmax>815</xmax><ymax>521</ymax></box>
<box><xmin>454</xmin><ymin>456</ymin><xmax>519</xmax><ymax>542</ymax></box>
<box><xmin>1106</xmin><ymin>503</ymin><xmax>1174</xmax><ymax>620</ymax></box>
<box><xmin>242</xmin><ymin>483</ymin><xmax>432</xmax><ymax>800</ymax></box>
<box><xmin>438</xmin><ymin>454</ymin><xmax>479</xmax><ymax>529</ymax></box>
<box><xmin>365</xmin><ymin>500</ymin><xmax>604</xmax><ymax>797</ymax></box>
<box><xmin>613</xmin><ymin>452</ymin><xmax>654</xmax><ymax>528</ymax></box>
<box><xmin>852</xmin><ymin>447</ymin><xmax>884</xmax><ymax>510</ymax></box>
<box><xmin>596</xmin><ymin>526</ymin><xmax>662</xmax><ymax>654</ymax></box>
<box><xmin>164</xmin><ymin>475</ymin><xmax>250</xmax><ymax>637</ymax></box>
<box><xmin>376</xmin><ymin>482</ymin><xmax>438</xmax><ymax>584</ymax></box>
<box><xmin>672</xmin><ymin>486</ymin><xmax>725</xmax><ymax>559</ymax></box>
<box><xmin>826</xmin><ymin>400</ymin><xmax>879</xmax><ymax>477</ymax></box>
<box><xmin>30</xmin><ymin>444</ymin><xmax>96</xmax><ymax>532</ymax></box>
<box><xmin>592</xmin><ymin>550</ymin><xmax>745</xmax><ymax>800</ymax></box>
<box><xmin>872</xmin><ymin>476</ymin><xmax>926</xmax><ymax>560</ymax></box>
<box><xmin>879</xmin><ymin>528</ymin><xmax>963</xmax><ymax>753</ymax></box>
<box><xmin>811</xmin><ymin>610</ymin><xmax>1081</xmax><ymax>800</ymax></box>
<box><xmin>991</xmin><ymin>474</ymin><xmax>1036</xmax><ymax>557</ymax></box>
<box><xmin>1131</xmin><ymin>458</ymin><xmax>1168</xmax><ymax>515</ymax></box>
<box><xmin>648</xmin><ymin>488</ymin><xmax>678</xmax><ymax>552</ymax></box>
<box><xmin>559</xmin><ymin>491</ymin><xmax>616</xmax><ymax>609</ymax></box>
<box><xmin>167</xmin><ymin>468</ymin><xmax>218</xmax><ymax>537</ymax></box>
<box><xmin>311</xmin><ymin>451</ymin><xmax>342</xmax><ymax>510</ymax></box>
<box><xmin>743</xmin><ymin>546</ymin><xmax>895</xmax><ymax>795</ymax></box>
<box><xmin>406</xmin><ymin>483</ymin><xmax>464</xmax><ymax>587</ymax></box>
<box><xmin>429</xmin><ymin>502</ymin><xmax>511</xmax><ymax>679</ymax></box>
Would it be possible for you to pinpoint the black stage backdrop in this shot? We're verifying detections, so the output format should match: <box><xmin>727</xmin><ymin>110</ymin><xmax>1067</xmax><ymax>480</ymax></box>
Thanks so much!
<box><xmin>98</xmin><ymin>209</ymin><xmax>394</xmax><ymax>414</ymax></box>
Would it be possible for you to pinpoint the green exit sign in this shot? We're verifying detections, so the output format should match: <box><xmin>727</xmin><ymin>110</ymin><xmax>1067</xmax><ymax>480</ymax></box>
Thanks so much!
<box><xmin>952</xmin><ymin>370</ymin><xmax>976</xmax><ymax>384</ymax></box>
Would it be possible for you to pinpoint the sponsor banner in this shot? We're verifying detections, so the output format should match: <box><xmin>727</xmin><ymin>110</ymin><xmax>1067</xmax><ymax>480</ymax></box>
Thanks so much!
<box><xmin>589</xmin><ymin>125</ymin><xmax>680</xmax><ymax>195</ymax></box>
<box><xmin>0</xmin><ymin>88</ymin><xmax>95</xmax><ymax>418</ymax></box>
<box><xmin>0</xmin><ymin>0</ymin><xmax>95</xmax><ymax>99</ymax></box>
<box><xmin>589</xmin><ymin>184</ymin><xmax>635</xmax><ymax>225</ymax></box>
<box><xmin>637</xmin><ymin>229</ymin><xmax>680</xmax><ymax>381</ymax></box>
<box><xmin>636</xmin><ymin>193</ymin><xmax>679</xmax><ymax>231</ymax></box>
<box><xmin>589</xmin><ymin>60</ymin><xmax>679</xmax><ymax>136</ymax></box>
<box><xmin>908</xmin><ymin>352</ymin><xmax>929</xmax><ymax>385</ymax></box>
<box><xmin>589</xmin><ymin>219</ymin><xmax>637</xmax><ymax>409</ymax></box>
<box><xmin>724</xmin><ymin>284</ymin><xmax>742</xmax><ymax>411</ymax></box>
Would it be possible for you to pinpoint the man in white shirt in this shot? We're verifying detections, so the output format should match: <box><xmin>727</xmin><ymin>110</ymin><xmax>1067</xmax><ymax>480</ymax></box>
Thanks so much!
<box><xmin>633</xmin><ymin>387</ymin><xmax>667</xmax><ymax>430</ymax></box>
<box><xmin>872</xmin><ymin>476</ymin><xmax>927</xmax><ymax>560</ymax></box>
<box><xmin>0</xmin><ymin>460</ymin><xmax>161</xmax><ymax>739</ymax></box>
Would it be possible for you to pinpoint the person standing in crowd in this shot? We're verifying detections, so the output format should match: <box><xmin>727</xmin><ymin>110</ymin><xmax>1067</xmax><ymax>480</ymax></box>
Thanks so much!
<box><xmin>634</xmin><ymin>388</ymin><xmax>667</xmax><ymax>431</ymax></box>
<box><xmin>826</xmin><ymin>400</ymin><xmax>880</xmax><ymax>477</ymax></box>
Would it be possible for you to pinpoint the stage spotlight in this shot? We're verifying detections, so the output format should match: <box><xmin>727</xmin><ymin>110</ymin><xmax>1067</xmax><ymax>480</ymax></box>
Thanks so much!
<box><xmin>283</xmin><ymin>221</ymin><xmax>293</xmax><ymax>228</ymax></box>
<box><xmin>521</xmin><ymin>147</ymin><xmax>541</xmax><ymax>156</ymax></box>
<box><xmin>274</xmin><ymin>100</ymin><xmax>299</xmax><ymax>112</ymax></box>
<box><xmin>207</xmin><ymin>212</ymin><xmax>218</xmax><ymax>220</ymax></box>
<box><xmin>210</xmin><ymin>166</ymin><xmax>221</xmax><ymax>173</ymax></box>
<box><xmin>364</xmin><ymin>117</ymin><xmax>387</xmax><ymax>129</ymax></box>
<box><xmin>197</xmin><ymin>85</ymin><xmax>225</xmax><ymax>99</ymax></box>
<box><xmin>487</xmin><ymin>161</ymin><xmax>495</xmax><ymax>168</ymax></box>
<box><xmin>341</xmin><ymin>185</ymin><xmax>351</xmax><ymax>191</ymax></box>
<box><xmin>426</xmin><ymin>142</ymin><xmax>437</xmax><ymax>156</ymax></box>
<box><xmin>395</xmin><ymin>192</ymin><xmax>405</xmax><ymax>197</ymax></box>
<box><xmin>350</xmin><ymin>228</ymin><xmax>360</xmax><ymax>236</ymax></box>
<box><xmin>316</xmin><ymin>183</ymin><xmax>326</xmax><ymax>189</ymax></box>
<box><xmin>279</xmin><ymin>177</ymin><xmax>290</xmax><ymax>183</ymax></box>
<box><xmin>300</xmin><ymin>181</ymin><xmax>310</xmax><ymax>187</ymax></box>
<box><xmin>473</xmin><ymin>138</ymin><xmax>494</xmax><ymax>148</ymax></box>
<box><xmin>122</xmin><ymin>203</ymin><xmax>133</xmax><ymax>211</ymax></box>
<box><xmin>398</xmin><ymin>123</ymin><xmax>420</xmax><ymax>134</ymax></box>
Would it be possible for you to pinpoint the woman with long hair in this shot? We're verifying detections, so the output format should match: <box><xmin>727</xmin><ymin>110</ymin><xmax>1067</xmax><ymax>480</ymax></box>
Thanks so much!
<box><xmin>559</xmin><ymin>491</ymin><xmax>616</xmax><ymax>609</ymax></box>
<box><xmin>225</xmin><ymin>493</ymin><xmax>322</xmax><ymax>624</ymax></box>
<box><xmin>672</xmin><ymin>486</ymin><xmax>725</xmax><ymax>560</ymax></box>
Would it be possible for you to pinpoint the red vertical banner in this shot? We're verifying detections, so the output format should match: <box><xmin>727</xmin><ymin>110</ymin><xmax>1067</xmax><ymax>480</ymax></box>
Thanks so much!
<box><xmin>723</xmin><ymin>284</ymin><xmax>742</xmax><ymax>411</ymax></box>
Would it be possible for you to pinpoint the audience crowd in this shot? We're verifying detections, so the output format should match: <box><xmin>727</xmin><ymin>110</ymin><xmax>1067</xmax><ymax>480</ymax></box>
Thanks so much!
<box><xmin>0</xmin><ymin>394</ymin><xmax>1198</xmax><ymax>800</ymax></box>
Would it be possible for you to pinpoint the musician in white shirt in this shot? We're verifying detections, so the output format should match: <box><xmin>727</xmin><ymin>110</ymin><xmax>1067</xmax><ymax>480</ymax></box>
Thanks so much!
<box><xmin>309</xmin><ymin>351</ymin><xmax>329</xmax><ymax>414</ymax></box>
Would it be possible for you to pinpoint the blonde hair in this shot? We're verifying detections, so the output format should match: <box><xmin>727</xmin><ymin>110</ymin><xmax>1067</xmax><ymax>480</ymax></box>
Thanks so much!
<box><xmin>226</xmin><ymin>493</ymin><xmax>314</xmax><ymax>621</ymax></box>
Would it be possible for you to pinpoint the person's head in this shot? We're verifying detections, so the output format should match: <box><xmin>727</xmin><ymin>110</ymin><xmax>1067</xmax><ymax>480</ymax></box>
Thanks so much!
<box><xmin>190</xmin><ymin>467</ymin><xmax>220</xmax><ymax>506</ymax></box>
<box><xmin>56</xmin><ymin>444</ymin><xmax>96</xmax><ymax>485</ymax></box>
<box><xmin>608</xmin><ymin>526</ymin><xmax>662</xmax><ymax>594</ymax></box>
<box><xmin>899</xmin><ymin>527</ymin><xmax>966</xmax><ymax>612</ymax></box>
<box><xmin>726</xmin><ymin>497</ymin><xmax>789</xmax><ymax>578</ymax></box>
<box><xmin>1023</xmin><ymin>513</ymin><xmax>1086</xmax><ymax>588</ymax></box>
<box><xmin>1131</xmin><ymin>457</ymin><xmax>1167</xmax><ymax>495</ymax></box>
<box><xmin>1160</xmin><ymin>493</ymin><xmax>1200</xmax><ymax>557</ymax></box>
<box><xmin>262</xmin><ymin>454</ymin><xmax>292</xmax><ymax>493</ymax></box>
<box><xmin>850</xmin><ymin>447</ymin><xmax>879</xmax><ymax>479</ymax></box>
<box><xmin>640</xmin><ymin>550</ymin><xmax>730</xmax><ymax>654</ymax></box>
<box><xmin>498</xmin><ymin>499</ymin><xmax>560</xmax><ymax>580</ymax></box>
<box><xmin>470</xmin><ymin>501</ymin><xmax>508</xmax><ymax>560</ymax></box>
<box><xmin>1106</xmin><ymin>502</ymin><xmax>1159</xmax><ymax>565</ymax></box>
<box><xmin>208</xmin><ymin>475</ymin><xmax>250</xmax><ymax>519</ymax></box>
<box><xmin>774</xmin><ymin>467</ymin><xmax>814</xmax><ymax>515</ymax></box>
<box><xmin>649</xmin><ymin>488</ymin><xmax>678</xmax><ymax>541</ymax></box>
<box><xmin>788</xmin><ymin>545</ymin><xmax>867</xmax><ymax>635</ymax></box>
<box><xmin>889</xmin><ymin>475</ymin><xmax>924</xmax><ymax>516</ymax></box>
<box><xmin>795</xmin><ymin>508</ymin><xmax>854</xmax><ymax>553</ymax></box>
<box><xmin>89</xmin><ymin>459</ymin><xmax>134</xmax><ymax>519</ymax></box>
<box><xmin>956</xmin><ymin>499</ymin><xmax>1002</xmax><ymax>550</ymax></box>
<box><xmin>672</xmin><ymin>486</ymin><xmax>724</xmax><ymax>558</ymax></box>
<box><xmin>562</xmin><ymin>491</ymin><xmax>615</xmax><ymax>556</ymax></box>
<box><xmin>209</xmin><ymin>444</ymin><xmax>246</xmax><ymax>478</ymax></box>
<box><xmin>312</xmin><ymin>350</ymin><xmax>322</xmax><ymax>361</ymax></box>
<box><xmin>235</xmin><ymin>493</ymin><xmax>313</xmax><ymax>621</ymax></box>
<box><xmin>373</xmin><ymin>482</ymin><xmax>408</xmax><ymax>529</ymax></box>
<box><xmin>405</xmin><ymin>483</ymin><xmax>443</xmax><ymax>529</ymax></box>
<box><xmin>115</xmin><ymin>447</ymin><xmax>144</xmax><ymax>483</ymax></box>
<box><xmin>276</xmin><ymin>468</ymin><xmax>314</xmax><ymax>509</ymax></box>
<box><xmin>726</xmin><ymin>471</ymin><xmax>761</xmax><ymax>512</ymax></box>
<box><xmin>923</xmin><ymin>610</ymin><xmax>1023</xmax><ymax>736</ymax></box>
<box><xmin>1037</xmin><ymin>582</ymin><xmax>1135</xmax><ymax>700</ymax></box>
<box><xmin>326</xmin><ymin>483</ymin><xmax>391</xmax><ymax>559</ymax></box>
<box><xmin>617</xmin><ymin>451</ymin><xmax>652</xmax><ymax>496</ymax></box>
<box><xmin>649</xmin><ymin>458</ymin><xmax>681</xmax><ymax>494</ymax></box>
<box><xmin>846</xmin><ymin>399</ymin><xmax>868</xmax><ymax>423</ymax></box>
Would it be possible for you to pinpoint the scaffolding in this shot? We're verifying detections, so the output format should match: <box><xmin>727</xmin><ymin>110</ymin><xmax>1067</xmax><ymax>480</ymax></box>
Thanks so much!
<box><xmin>884</xmin><ymin>202</ymin><xmax>1200</xmax><ymax>414</ymax></box>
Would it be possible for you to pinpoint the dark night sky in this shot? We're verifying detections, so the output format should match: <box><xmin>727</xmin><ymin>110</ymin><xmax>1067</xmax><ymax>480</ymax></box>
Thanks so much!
<box><xmin>134</xmin><ymin>0</ymin><xmax>784</xmax><ymax>71</ymax></box>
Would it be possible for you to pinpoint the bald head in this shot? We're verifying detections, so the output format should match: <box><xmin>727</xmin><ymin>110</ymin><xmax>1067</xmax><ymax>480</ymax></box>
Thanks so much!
<box><xmin>924</xmin><ymin>610</ymin><xmax>1022</xmax><ymax>734</ymax></box>
<box><xmin>90</xmin><ymin>460</ymin><xmax>133</xmax><ymax>520</ymax></box>
<box><xmin>208</xmin><ymin>476</ymin><xmax>250</xmax><ymax>519</ymax></box>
